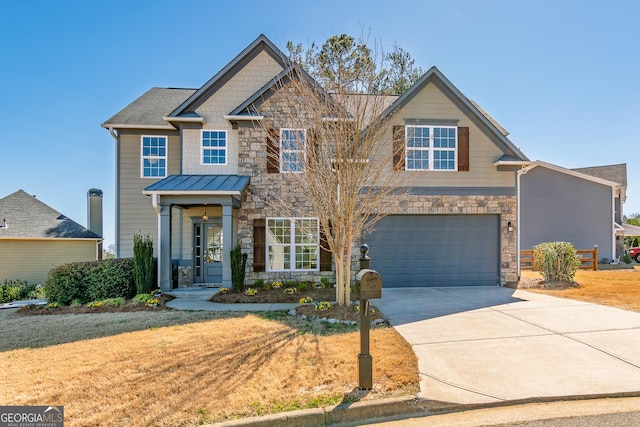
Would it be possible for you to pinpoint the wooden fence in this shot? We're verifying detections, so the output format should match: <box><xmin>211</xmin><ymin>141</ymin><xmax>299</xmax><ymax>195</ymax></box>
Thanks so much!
<box><xmin>520</xmin><ymin>245</ymin><xmax>598</xmax><ymax>271</ymax></box>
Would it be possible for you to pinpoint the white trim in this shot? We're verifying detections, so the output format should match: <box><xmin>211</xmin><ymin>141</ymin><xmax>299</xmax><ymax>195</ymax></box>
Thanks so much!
<box><xmin>493</xmin><ymin>160</ymin><xmax>531</xmax><ymax>167</ymax></box>
<box><xmin>200</xmin><ymin>130</ymin><xmax>228</xmax><ymax>166</ymax></box>
<box><xmin>0</xmin><ymin>237</ymin><xmax>102</xmax><ymax>242</ymax></box>
<box><xmin>405</xmin><ymin>125</ymin><xmax>458</xmax><ymax>171</ymax></box>
<box><xmin>162</xmin><ymin>116</ymin><xmax>206</xmax><ymax>123</ymax></box>
<box><xmin>280</xmin><ymin>128</ymin><xmax>306</xmax><ymax>173</ymax></box>
<box><xmin>140</xmin><ymin>135</ymin><xmax>168</xmax><ymax>179</ymax></box>
<box><xmin>266</xmin><ymin>217</ymin><xmax>320</xmax><ymax>272</ymax></box>
<box><xmin>223</xmin><ymin>115</ymin><xmax>264</xmax><ymax>121</ymax></box>
<box><xmin>101</xmin><ymin>123</ymin><xmax>176</xmax><ymax>130</ymax></box>
<box><xmin>143</xmin><ymin>190</ymin><xmax>243</xmax><ymax>196</ymax></box>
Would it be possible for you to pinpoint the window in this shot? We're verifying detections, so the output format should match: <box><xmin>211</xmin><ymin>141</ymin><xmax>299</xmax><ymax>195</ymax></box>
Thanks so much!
<box><xmin>141</xmin><ymin>136</ymin><xmax>167</xmax><ymax>178</ymax></box>
<box><xmin>406</xmin><ymin>126</ymin><xmax>456</xmax><ymax>171</ymax></box>
<box><xmin>280</xmin><ymin>128</ymin><xmax>306</xmax><ymax>172</ymax></box>
<box><xmin>267</xmin><ymin>218</ymin><xmax>318</xmax><ymax>271</ymax></box>
<box><xmin>202</xmin><ymin>130</ymin><xmax>227</xmax><ymax>165</ymax></box>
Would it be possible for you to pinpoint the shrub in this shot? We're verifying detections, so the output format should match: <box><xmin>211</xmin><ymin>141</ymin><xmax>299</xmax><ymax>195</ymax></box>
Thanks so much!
<box><xmin>298</xmin><ymin>283</ymin><xmax>309</xmax><ymax>292</ymax></box>
<box><xmin>45</xmin><ymin>258</ymin><xmax>135</xmax><ymax>305</ymax></box>
<box><xmin>0</xmin><ymin>279</ymin><xmax>44</xmax><ymax>303</ymax></box>
<box><xmin>284</xmin><ymin>280</ymin><xmax>297</xmax><ymax>288</ymax></box>
<box><xmin>133</xmin><ymin>232</ymin><xmax>154</xmax><ymax>294</ymax></box>
<box><xmin>230</xmin><ymin>245</ymin><xmax>248</xmax><ymax>292</ymax></box>
<box><xmin>533</xmin><ymin>242</ymin><xmax>580</xmax><ymax>283</ymax></box>
<box><xmin>633</xmin><ymin>236</ymin><xmax>639</xmax><ymax>247</ymax></box>
<box><xmin>320</xmin><ymin>277</ymin><xmax>330</xmax><ymax>288</ymax></box>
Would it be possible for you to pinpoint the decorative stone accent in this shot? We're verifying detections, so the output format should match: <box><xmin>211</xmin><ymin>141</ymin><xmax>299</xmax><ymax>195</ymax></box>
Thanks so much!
<box><xmin>178</xmin><ymin>266</ymin><xmax>192</xmax><ymax>287</ymax></box>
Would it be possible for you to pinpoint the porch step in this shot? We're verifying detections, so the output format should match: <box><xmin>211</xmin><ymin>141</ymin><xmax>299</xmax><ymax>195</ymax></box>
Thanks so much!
<box><xmin>166</xmin><ymin>287</ymin><xmax>220</xmax><ymax>299</ymax></box>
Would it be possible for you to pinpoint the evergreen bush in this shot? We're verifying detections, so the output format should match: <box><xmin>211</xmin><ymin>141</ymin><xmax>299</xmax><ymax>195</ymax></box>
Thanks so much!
<box><xmin>45</xmin><ymin>259</ymin><xmax>135</xmax><ymax>305</ymax></box>
<box><xmin>133</xmin><ymin>232</ymin><xmax>154</xmax><ymax>294</ymax></box>
<box><xmin>230</xmin><ymin>245</ymin><xmax>247</xmax><ymax>292</ymax></box>
<box><xmin>533</xmin><ymin>241</ymin><xmax>580</xmax><ymax>283</ymax></box>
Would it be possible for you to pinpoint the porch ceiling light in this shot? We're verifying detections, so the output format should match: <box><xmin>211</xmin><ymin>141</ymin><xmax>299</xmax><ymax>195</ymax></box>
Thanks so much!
<box><xmin>202</xmin><ymin>204</ymin><xmax>208</xmax><ymax>222</ymax></box>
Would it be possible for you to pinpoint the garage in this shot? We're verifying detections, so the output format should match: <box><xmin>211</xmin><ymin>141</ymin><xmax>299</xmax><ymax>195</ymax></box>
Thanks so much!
<box><xmin>364</xmin><ymin>215</ymin><xmax>500</xmax><ymax>287</ymax></box>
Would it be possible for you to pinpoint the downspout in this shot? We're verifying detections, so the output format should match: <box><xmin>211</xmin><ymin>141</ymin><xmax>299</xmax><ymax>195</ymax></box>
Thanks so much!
<box><xmin>516</xmin><ymin>166</ymin><xmax>524</xmax><ymax>279</ymax></box>
<box><xmin>107</xmin><ymin>127</ymin><xmax>121</xmax><ymax>258</ymax></box>
<box><xmin>151</xmin><ymin>193</ymin><xmax>161</xmax><ymax>214</ymax></box>
<box><xmin>612</xmin><ymin>184</ymin><xmax>618</xmax><ymax>260</ymax></box>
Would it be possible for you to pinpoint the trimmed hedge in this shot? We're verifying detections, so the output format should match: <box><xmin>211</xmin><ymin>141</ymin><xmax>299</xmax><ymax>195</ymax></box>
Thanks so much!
<box><xmin>45</xmin><ymin>258</ymin><xmax>136</xmax><ymax>305</ymax></box>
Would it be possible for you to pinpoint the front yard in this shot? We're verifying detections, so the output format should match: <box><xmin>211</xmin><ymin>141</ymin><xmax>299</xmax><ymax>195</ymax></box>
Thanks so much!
<box><xmin>521</xmin><ymin>267</ymin><xmax>640</xmax><ymax>312</ymax></box>
<box><xmin>0</xmin><ymin>307</ymin><xmax>418</xmax><ymax>426</ymax></box>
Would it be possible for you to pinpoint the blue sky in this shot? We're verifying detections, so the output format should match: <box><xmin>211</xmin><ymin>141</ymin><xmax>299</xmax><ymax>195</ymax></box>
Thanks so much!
<box><xmin>1</xmin><ymin>0</ymin><xmax>638</xmax><ymax>248</ymax></box>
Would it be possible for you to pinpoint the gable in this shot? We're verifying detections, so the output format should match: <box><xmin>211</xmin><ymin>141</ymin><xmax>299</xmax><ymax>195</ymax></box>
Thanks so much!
<box><xmin>384</xmin><ymin>67</ymin><xmax>528</xmax><ymax>162</ymax></box>
<box><xmin>170</xmin><ymin>35</ymin><xmax>289</xmax><ymax>118</ymax></box>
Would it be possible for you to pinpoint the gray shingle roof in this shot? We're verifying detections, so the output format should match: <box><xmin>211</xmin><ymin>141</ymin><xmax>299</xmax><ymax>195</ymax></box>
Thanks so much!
<box><xmin>102</xmin><ymin>87</ymin><xmax>196</xmax><ymax>127</ymax></box>
<box><xmin>0</xmin><ymin>190</ymin><xmax>101</xmax><ymax>239</ymax></box>
<box><xmin>572</xmin><ymin>163</ymin><xmax>627</xmax><ymax>187</ymax></box>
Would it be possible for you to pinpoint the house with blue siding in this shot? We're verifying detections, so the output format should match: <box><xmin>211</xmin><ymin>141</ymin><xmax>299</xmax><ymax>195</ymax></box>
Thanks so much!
<box><xmin>519</xmin><ymin>161</ymin><xmax>625</xmax><ymax>263</ymax></box>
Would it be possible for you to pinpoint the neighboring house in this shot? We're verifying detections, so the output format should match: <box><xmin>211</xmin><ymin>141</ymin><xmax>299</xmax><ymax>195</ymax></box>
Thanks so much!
<box><xmin>519</xmin><ymin>161</ymin><xmax>625</xmax><ymax>262</ymax></box>
<box><xmin>102</xmin><ymin>34</ymin><xmax>529</xmax><ymax>291</ymax></box>
<box><xmin>0</xmin><ymin>190</ymin><xmax>102</xmax><ymax>284</ymax></box>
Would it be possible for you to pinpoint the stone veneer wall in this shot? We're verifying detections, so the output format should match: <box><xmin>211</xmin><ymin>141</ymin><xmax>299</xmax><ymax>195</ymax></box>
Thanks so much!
<box><xmin>234</xmin><ymin>81</ymin><xmax>519</xmax><ymax>286</ymax></box>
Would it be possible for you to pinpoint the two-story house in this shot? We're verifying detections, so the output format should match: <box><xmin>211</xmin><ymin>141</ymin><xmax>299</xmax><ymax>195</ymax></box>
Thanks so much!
<box><xmin>103</xmin><ymin>34</ymin><xmax>529</xmax><ymax>292</ymax></box>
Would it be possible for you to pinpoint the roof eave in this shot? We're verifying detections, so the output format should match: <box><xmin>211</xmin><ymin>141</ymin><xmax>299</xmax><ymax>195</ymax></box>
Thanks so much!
<box><xmin>101</xmin><ymin>123</ymin><xmax>176</xmax><ymax>130</ymax></box>
<box><xmin>142</xmin><ymin>190</ymin><xmax>244</xmax><ymax>197</ymax></box>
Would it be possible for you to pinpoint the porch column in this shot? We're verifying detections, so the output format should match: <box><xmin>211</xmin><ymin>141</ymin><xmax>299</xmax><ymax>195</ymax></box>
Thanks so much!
<box><xmin>222</xmin><ymin>204</ymin><xmax>233</xmax><ymax>288</ymax></box>
<box><xmin>158</xmin><ymin>202</ymin><xmax>173</xmax><ymax>291</ymax></box>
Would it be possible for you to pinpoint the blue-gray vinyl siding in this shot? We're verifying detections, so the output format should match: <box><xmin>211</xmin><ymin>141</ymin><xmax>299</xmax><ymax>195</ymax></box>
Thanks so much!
<box><xmin>520</xmin><ymin>167</ymin><xmax>614</xmax><ymax>258</ymax></box>
<box><xmin>364</xmin><ymin>215</ymin><xmax>500</xmax><ymax>287</ymax></box>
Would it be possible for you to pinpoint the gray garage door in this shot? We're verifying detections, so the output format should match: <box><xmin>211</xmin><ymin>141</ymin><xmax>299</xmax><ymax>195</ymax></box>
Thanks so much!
<box><xmin>364</xmin><ymin>215</ymin><xmax>500</xmax><ymax>287</ymax></box>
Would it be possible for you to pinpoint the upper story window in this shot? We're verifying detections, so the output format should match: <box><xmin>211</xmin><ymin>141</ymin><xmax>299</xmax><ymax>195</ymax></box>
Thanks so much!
<box><xmin>280</xmin><ymin>129</ymin><xmax>306</xmax><ymax>172</ymax></box>
<box><xmin>202</xmin><ymin>130</ymin><xmax>227</xmax><ymax>165</ymax></box>
<box><xmin>406</xmin><ymin>126</ymin><xmax>457</xmax><ymax>171</ymax></box>
<box><xmin>267</xmin><ymin>217</ymin><xmax>318</xmax><ymax>271</ymax></box>
<box><xmin>141</xmin><ymin>136</ymin><xmax>167</xmax><ymax>178</ymax></box>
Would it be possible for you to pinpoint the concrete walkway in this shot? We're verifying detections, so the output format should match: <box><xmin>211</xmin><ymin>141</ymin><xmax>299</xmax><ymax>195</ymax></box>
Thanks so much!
<box><xmin>374</xmin><ymin>287</ymin><xmax>640</xmax><ymax>406</ymax></box>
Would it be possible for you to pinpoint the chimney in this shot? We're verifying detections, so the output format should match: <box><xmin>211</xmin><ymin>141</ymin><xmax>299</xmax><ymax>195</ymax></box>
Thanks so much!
<box><xmin>88</xmin><ymin>189</ymin><xmax>103</xmax><ymax>259</ymax></box>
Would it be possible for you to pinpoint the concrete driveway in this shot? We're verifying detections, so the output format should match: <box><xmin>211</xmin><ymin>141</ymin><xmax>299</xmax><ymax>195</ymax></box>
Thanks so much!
<box><xmin>374</xmin><ymin>287</ymin><xmax>640</xmax><ymax>406</ymax></box>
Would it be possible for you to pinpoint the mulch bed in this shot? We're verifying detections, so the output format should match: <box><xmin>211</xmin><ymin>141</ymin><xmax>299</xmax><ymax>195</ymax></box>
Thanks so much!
<box><xmin>16</xmin><ymin>295</ymin><xmax>174</xmax><ymax>316</ymax></box>
<box><xmin>518</xmin><ymin>277</ymin><xmax>579</xmax><ymax>290</ymax></box>
<box><xmin>210</xmin><ymin>287</ymin><xmax>341</xmax><ymax>304</ymax></box>
<box><xmin>211</xmin><ymin>287</ymin><xmax>383</xmax><ymax>322</ymax></box>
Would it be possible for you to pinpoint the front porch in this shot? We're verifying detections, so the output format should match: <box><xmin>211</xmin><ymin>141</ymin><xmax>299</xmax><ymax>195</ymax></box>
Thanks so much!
<box><xmin>143</xmin><ymin>175</ymin><xmax>250</xmax><ymax>292</ymax></box>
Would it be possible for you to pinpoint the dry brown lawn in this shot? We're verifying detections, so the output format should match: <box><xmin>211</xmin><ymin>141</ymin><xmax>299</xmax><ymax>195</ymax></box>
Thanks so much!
<box><xmin>0</xmin><ymin>309</ymin><xmax>418</xmax><ymax>426</ymax></box>
<box><xmin>521</xmin><ymin>267</ymin><xmax>640</xmax><ymax>312</ymax></box>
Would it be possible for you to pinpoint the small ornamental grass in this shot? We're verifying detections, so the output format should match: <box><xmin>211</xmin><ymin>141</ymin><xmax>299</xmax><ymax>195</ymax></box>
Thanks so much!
<box><xmin>244</xmin><ymin>288</ymin><xmax>257</xmax><ymax>296</ymax></box>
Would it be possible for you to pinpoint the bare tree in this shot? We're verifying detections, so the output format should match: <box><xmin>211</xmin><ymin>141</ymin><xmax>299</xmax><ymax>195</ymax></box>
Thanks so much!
<box><xmin>254</xmin><ymin>37</ymin><xmax>412</xmax><ymax>306</ymax></box>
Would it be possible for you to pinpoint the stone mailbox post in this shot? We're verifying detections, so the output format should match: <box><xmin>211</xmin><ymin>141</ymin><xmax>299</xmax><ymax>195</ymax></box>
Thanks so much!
<box><xmin>355</xmin><ymin>244</ymin><xmax>382</xmax><ymax>390</ymax></box>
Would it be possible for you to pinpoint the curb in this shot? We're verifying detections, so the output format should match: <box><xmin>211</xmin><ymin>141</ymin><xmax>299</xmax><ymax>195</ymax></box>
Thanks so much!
<box><xmin>206</xmin><ymin>396</ymin><xmax>427</xmax><ymax>427</ymax></box>
<box><xmin>205</xmin><ymin>391</ymin><xmax>640</xmax><ymax>427</ymax></box>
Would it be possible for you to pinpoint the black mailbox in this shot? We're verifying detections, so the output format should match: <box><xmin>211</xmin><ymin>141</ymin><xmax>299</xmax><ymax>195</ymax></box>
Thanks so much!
<box><xmin>356</xmin><ymin>269</ymin><xmax>382</xmax><ymax>299</ymax></box>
